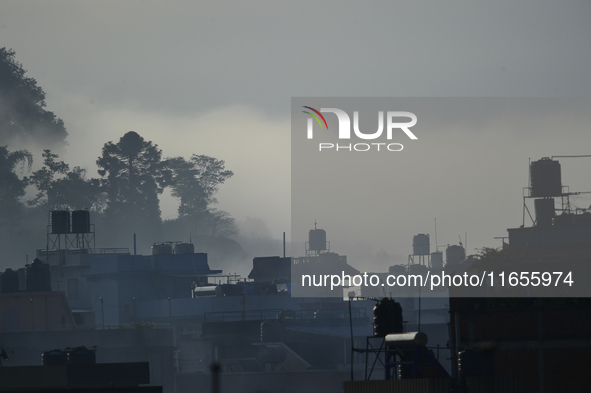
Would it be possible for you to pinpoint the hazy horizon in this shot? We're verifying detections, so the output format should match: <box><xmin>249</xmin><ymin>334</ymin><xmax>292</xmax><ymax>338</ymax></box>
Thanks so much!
<box><xmin>3</xmin><ymin>1</ymin><xmax>591</xmax><ymax>273</ymax></box>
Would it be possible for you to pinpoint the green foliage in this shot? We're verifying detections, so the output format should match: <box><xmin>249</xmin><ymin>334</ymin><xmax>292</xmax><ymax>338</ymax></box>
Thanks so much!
<box><xmin>0</xmin><ymin>48</ymin><xmax>67</xmax><ymax>146</ymax></box>
<box><xmin>27</xmin><ymin>149</ymin><xmax>69</xmax><ymax>208</ymax></box>
<box><xmin>165</xmin><ymin>155</ymin><xmax>233</xmax><ymax>219</ymax></box>
<box><xmin>50</xmin><ymin>166</ymin><xmax>104</xmax><ymax>211</ymax></box>
<box><xmin>0</xmin><ymin>145</ymin><xmax>32</xmax><ymax>219</ymax></box>
<box><xmin>96</xmin><ymin>131</ymin><xmax>164</xmax><ymax>239</ymax></box>
<box><xmin>28</xmin><ymin>150</ymin><xmax>103</xmax><ymax>211</ymax></box>
<box><xmin>201</xmin><ymin>209</ymin><xmax>237</xmax><ymax>237</ymax></box>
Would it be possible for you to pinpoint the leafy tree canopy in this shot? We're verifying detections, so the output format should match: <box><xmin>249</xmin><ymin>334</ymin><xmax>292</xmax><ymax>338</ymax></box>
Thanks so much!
<box><xmin>166</xmin><ymin>154</ymin><xmax>233</xmax><ymax>218</ymax></box>
<box><xmin>28</xmin><ymin>149</ymin><xmax>69</xmax><ymax>208</ymax></box>
<box><xmin>0</xmin><ymin>146</ymin><xmax>33</xmax><ymax>217</ymax></box>
<box><xmin>97</xmin><ymin>131</ymin><xmax>164</xmax><ymax>226</ymax></box>
<box><xmin>0</xmin><ymin>145</ymin><xmax>32</xmax><ymax>219</ymax></box>
<box><xmin>0</xmin><ymin>48</ymin><xmax>67</xmax><ymax>147</ymax></box>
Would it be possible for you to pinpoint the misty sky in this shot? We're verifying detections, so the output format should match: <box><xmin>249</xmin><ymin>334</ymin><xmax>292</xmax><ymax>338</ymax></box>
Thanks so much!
<box><xmin>2</xmin><ymin>1</ymin><xmax>591</xmax><ymax>269</ymax></box>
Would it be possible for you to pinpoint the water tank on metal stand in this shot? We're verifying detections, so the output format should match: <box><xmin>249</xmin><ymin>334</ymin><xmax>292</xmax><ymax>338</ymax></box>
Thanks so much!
<box><xmin>1</xmin><ymin>268</ymin><xmax>20</xmax><ymax>293</ymax></box>
<box><xmin>308</xmin><ymin>229</ymin><xmax>327</xmax><ymax>251</ymax></box>
<box><xmin>50</xmin><ymin>211</ymin><xmax>70</xmax><ymax>234</ymax></box>
<box><xmin>412</xmin><ymin>234</ymin><xmax>430</xmax><ymax>255</ymax></box>
<box><xmin>373</xmin><ymin>298</ymin><xmax>403</xmax><ymax>337</ymax></box>
<box><xmin>530</xmin><ymin>158</ymin><xmax>562</xmax><ymax>197</ymax></box>
<box><xmin>71</xmin><ymin>210</ymin><xmax>90</xmax><ymax>233</ymax></box>
<box><xmin>174</xmin><ymin>243</ymin><xmax>194</xmax><ymax>254</ymax></box>
<box><xmin>26</xmin><ymin>259</ymin><xmax>51</xmax><ymax>292</ymax></box>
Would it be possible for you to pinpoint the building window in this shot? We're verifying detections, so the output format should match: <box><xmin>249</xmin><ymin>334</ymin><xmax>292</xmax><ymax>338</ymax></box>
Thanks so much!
<box><xmin>68</xmin><ymin>279</ymin><xmax>79</xmax><ymax>300</ymax></box>
<box><xmin>123</xmin><ymin>303</ymin><xmax>131</xmax><ymax>316</ymax></box>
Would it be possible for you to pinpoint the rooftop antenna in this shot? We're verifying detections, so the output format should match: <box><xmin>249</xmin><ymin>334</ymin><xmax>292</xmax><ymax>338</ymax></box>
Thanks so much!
<box><xmin>314</xmin><ymin>220</ymin><xmax>317</xmax><ymax>230</ymax></box>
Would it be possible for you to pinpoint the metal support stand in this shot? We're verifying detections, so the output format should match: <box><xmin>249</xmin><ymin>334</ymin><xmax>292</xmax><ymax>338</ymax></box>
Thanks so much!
<box><xmin>364</xmin><ymin>337</ymin><xmax>386</xmax><ymax>380</ymax></box>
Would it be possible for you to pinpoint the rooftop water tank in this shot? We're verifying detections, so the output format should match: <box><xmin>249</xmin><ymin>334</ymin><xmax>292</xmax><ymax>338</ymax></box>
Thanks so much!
<box><xmin>152</xmin><ymin>243</ymin><xmax>173</xmax><ymax>255</ymax></box>
<box><xmin>373</xmin><ymin>298</ymin><xmax>403</xmax><ymax>337</ymax></box>
<box><xmin>412</xmin><ymin>234</ymin><xmax>430</xmax><ymax>255</ymax></box>
<box><xmin>26</xmin><ymin>259</ymin><xmax>51</xmax><ymax>292</ymax></box>
<box><xmin>174</xmin><ymin>243</ymin><xmax>194</xmax><ymax>254</ymax></box>
<box><xmin>308</xmin><ymin>229</ymin><xmax>327</xmax><ymax>251</ymax></box>
<box><xmin>385</xmin><ymin>332</ymin><xmax>428</xmax><ymax>348</ymax></box>
<box><xmin>446</xmin><ymin>245</ymin><xmax>465</xmax><ymax>265</ymax></box>
<box><xmin>50</xmin><ymin>210</ymin><xmax>70</xmax><ymax>234</ymax></box>
<box><xmin>530</xmin><ymin>158</ymin><xmax>562</xmax><ymax>197</ymax></box>
<box><xmin>71</xmin><ymin>210</ymin><xmax>90</xmax><ymax>233</ymax></box>
<box><xmin>1</xmin><ymin>268</ymin><xmax>19</xmax><ymax>293</ymax></box>
<box><xmin>431</xmin><ymin>252</ymin><xmax>444</xmax><ymax>269</ymax></box>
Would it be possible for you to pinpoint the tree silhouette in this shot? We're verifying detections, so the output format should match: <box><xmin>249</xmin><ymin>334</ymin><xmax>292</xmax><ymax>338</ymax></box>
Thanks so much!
<box><xmin>166</xmin><ymin>155</ymin><xmax>233</xmax><ymax>219</ymax></box>
<box><xmin>28</xmin><ymin>150</ymin><xmax>103</xmax><ymax>211</ymax></box>
<box><xmin>28</xmin><ymin>149</ymin><xmax>69</xmax><ymax>209</ymax></box>
<box><xmin>0</xmin><ymin>145</ymin><xmax>32</xmax><ymax>220</ymax></box>
<box><xmin>51</xmin><ymin>167</ymin><xmax>104</xmax><ymax>211</ymax></box>
<box><xmin>97</xmin><ymin>131</ymin><xmax>164</xmax><ymax>239</ymax></box>
<box><xmin>200</xmin><ymin>209</ymin><xmax>237</xmax><ymax>237</ymax></box>
<box><xmin>0</xmin><ymin>48</ymin><xmax>67</xmax><ymax>147</ymax></box>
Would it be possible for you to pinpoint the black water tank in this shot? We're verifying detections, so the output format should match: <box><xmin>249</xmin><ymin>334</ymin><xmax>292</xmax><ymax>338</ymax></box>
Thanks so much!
<box><xmin>66</xmin><ymin>346</ymin><xmax>96</xmax><ymax>365</ymax></box>
<box><xmin>530</xmin><ymin>158</ymin><xmax>562</xmax><ymax>197</ymax></box>
<box><xmin>1</xmin><ymin>268</ymin><xmax>19</xmax><ymax>293</ymax></box>
<box><xmin>71</xmin><ymin>210</ymin><xmax>90</xmax><ymax>233</ymax></box>
<box><xmin>373</xmin><ymin>298</ymin><xmax>403</xmax><ymax>337</ymax></box>
<box><xmin>26</xmin><ymin>259</ymin><xmax>51</xmax><ymax>292</ymax></box>
<box><xmin>42</xmin><ymin>349</ymin><xmax>67</xmax><ymax>365</ymax></box>
<box><xmin>50</xmin><ymin>210</ymin><xmax>70</xmax><ymax>234</ymax></box>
